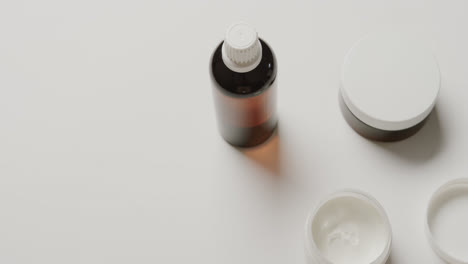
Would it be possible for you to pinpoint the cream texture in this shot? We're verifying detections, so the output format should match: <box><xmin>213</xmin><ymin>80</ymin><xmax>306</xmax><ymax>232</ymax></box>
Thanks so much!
<box><xmin>311</xmin><ymin>196</ymin><xmax>390</xmax><ymax>264</ymax></box>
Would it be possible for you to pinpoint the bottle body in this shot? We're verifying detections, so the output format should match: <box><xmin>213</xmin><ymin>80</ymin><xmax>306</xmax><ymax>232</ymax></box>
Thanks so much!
<box><xmin>210</xmin><ymin>39</ymin><xmax>277</xmax><ymax>147</ymax></box>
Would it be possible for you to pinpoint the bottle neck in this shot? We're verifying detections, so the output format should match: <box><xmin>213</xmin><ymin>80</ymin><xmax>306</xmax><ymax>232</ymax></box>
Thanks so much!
<box><xmin>221</xmin><ymin>40</ymin><xmax>263</xmax><ymax>73</ymax></box>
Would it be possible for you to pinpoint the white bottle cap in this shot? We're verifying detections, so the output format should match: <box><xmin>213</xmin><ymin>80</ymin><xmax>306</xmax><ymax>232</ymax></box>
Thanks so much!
<box><xmin>305</xmin><ymin>190</ymin><xmax>392</xmax><ymax>264</ymax></box>
<box><xmin>341</xmin><ymin>30</ymin><xmax>440</xmax><ymax>131</ymax></box>
<box><xmin>222</xmin><ymin>22</ymin><xmax>262</xmax><ymax>73</ymax></box>
<box><xmin>426</xmin><ymin>179</ymin><xmax>468</xmax><ymax>264</ymax></box>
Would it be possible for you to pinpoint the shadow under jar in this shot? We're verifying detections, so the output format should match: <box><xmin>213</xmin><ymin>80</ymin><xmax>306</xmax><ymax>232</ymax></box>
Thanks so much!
<box><xmin>210</xmin><ymin>22</ymin><xmax>277</xmax><ymax>147</ymax></box>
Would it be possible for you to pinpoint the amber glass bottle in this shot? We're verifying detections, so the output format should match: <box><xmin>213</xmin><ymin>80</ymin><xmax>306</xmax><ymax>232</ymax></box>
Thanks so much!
<box><xmin>210</xmin><ymin>22</ymin><xmax>277</xmax><ymax>147</ymax></box>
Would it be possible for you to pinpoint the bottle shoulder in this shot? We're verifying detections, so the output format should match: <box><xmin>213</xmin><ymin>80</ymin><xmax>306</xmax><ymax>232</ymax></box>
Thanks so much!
<box><xmin>210</xmin><ymin>39</ymin><xmax>277</xmax><ymax>97</ymax></box>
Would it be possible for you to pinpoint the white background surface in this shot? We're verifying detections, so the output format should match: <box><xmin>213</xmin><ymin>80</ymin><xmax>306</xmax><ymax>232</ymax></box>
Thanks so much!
<box><xmin>0</xmin><ymin>0</ymin><xmax>467</xmax><ymax>263</ymax></box>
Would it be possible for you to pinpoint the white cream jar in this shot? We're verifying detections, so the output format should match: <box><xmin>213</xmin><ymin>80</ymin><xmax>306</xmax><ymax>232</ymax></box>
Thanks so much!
<box><xmin>305</xmin><ymin>190</ymin><xmax>392</xmax><ymax>264</ymax></box>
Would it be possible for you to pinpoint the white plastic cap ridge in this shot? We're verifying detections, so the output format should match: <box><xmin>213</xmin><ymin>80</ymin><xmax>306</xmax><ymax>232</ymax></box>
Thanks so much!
<box><xmin>222</xmin><ymin>22</ymin><xmax>262</xmax><ymax>73</ymax></box>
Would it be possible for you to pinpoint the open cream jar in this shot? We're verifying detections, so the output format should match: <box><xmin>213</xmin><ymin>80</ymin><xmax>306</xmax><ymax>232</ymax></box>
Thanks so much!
<box><xmin>305</xmin><ymin>190</ymin><xmax>392</xmax><ymax>264</ymax></box>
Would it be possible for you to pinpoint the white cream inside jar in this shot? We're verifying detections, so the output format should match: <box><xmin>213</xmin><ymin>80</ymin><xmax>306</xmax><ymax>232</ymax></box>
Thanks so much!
<box><xmin>305</xmin><ymin>191</ymin><xmax>392</xmax><ymax>264</ymax></box>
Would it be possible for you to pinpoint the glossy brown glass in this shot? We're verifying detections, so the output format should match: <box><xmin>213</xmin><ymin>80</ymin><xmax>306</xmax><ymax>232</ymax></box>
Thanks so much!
<box><xmin>339</xmin><ymin>94</ymin><xmax>429</xmax><ymax>141</ymax></box>
<box><xmin>210</xmin><ymin>39</ymin><xmax>277</xmax><ymax>147</ymax></box>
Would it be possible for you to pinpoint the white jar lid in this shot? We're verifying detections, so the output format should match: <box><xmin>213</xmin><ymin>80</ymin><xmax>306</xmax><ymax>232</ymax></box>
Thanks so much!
<box><xmin>426</xmin><ymin>179</ymin><xmax>468</xmax><ymax>264</ymax></box>
<box><xmin>341</xmin><ymin>31</ymin><xmax>440</xmax><ymax>131</ymax></box>
<box><xmin>305</xmin><ymin>190</ymin><xmax>392</xmax><ymax>264</ymax></box>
